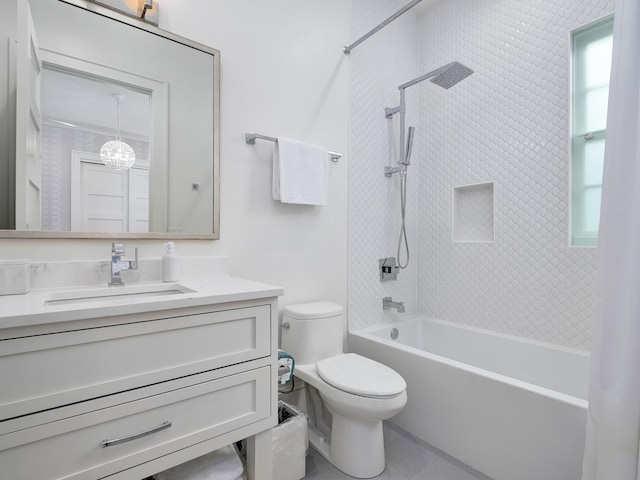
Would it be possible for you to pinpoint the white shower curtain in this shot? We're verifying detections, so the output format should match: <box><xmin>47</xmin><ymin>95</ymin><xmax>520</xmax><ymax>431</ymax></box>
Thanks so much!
<box><xmin>582</xmin><ymin>0</ymin><xmax>640</xmax><ymax>479</ymax></box>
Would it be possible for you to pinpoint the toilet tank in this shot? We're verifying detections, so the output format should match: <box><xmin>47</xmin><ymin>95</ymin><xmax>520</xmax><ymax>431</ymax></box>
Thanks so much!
<box><xmin>280</xmin><ymin>302</ymin><xmax>343</xmax><ymax>365</ymax></box>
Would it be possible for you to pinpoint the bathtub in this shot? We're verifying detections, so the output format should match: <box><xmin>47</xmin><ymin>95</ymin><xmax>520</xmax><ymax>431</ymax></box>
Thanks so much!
<box><xmin>348</xmin><ymin>316</ymin><xmax>590</xmax><ymax>480</ymax></box>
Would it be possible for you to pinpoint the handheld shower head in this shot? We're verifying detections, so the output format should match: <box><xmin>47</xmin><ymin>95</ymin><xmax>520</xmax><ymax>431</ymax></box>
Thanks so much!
<box><xmin>430</xmin><ymin>61</ymin><xmax>474</xmax><ymax>89</ymax></box>
<box><xmin>402</xmin><ymin>126</ymin><xmax>415</xmax><ymax>166</ymax></box>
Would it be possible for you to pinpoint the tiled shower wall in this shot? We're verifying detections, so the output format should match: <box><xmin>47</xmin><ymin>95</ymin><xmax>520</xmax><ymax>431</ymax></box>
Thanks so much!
<box><xmin>349</xmin><ymin>0</ymin><xmax>614</xmax><ymax>350</ymax></box>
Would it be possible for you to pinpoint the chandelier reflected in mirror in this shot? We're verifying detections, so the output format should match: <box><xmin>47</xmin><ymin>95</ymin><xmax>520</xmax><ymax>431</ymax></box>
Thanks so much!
<box><xmin>100</xmin><ymin>94</ymin><xmax>136</xmax><ymax>170</ymax></box>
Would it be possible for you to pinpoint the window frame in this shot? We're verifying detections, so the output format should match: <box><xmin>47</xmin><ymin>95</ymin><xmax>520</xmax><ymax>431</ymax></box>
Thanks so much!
<box><xmin>569</xmin><ymin>14</ymin><xmax>614</xmax><ymax>247</ymax></box>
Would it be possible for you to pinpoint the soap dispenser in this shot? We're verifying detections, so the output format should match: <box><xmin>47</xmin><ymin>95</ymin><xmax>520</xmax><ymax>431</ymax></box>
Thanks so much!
<box><xmin>162</xmin><ymin>242</ymin><xmax>179</xmax><ymax>282</ymax></box>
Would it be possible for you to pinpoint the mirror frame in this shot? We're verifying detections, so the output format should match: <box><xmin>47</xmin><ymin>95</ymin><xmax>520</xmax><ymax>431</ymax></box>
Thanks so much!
<box><xmin>2</xmin><ymin>0</ymin><xmax>220</xmax><ymax>240</ymax></box>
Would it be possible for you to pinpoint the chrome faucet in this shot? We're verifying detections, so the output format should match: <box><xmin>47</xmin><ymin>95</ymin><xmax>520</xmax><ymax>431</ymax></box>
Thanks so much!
<box><xmin>383</xmin><ymin>297</ymin><xmax>405</xmax><ymax>313</ymax></box>
<box><xmin>110</xmin><ymin>242</ymin><xmax>138</xmax><ymax>286</ymax></box>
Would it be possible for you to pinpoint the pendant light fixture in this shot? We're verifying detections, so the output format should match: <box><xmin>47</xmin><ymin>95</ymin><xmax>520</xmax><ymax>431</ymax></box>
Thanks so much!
<box><xmin>100</xmin><ymin>94</ymin><xmax>136</xmax><ymax>170</ymax></box>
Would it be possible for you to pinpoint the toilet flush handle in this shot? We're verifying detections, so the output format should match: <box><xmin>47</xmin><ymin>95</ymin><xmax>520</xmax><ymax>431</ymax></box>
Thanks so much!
<box><xmin>282</xmin><ymin>322</ymin><xmax>291</xmax><ymax>329</ymax></box>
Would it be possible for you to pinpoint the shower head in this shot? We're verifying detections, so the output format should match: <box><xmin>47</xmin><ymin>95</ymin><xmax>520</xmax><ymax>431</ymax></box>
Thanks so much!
<box><xmin>429</xmin><ymin>62</ymin><xmax>474</xmax><ymax>89</ymax></box>
<box><xmin>401</xmin><ymin>126</ymin><xmax>415</xmax><ymax>166</ymax></box>
<box><xmin>398</xmin><ymin>61</ymin><xmax>474</xmax><ymax>91</ymax></box>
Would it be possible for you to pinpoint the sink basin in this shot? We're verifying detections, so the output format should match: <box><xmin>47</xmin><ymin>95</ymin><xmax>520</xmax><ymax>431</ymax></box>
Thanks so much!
<box><xmin>45</xmin><ymin>283</ymin><xmax>195</xmax><ymax>306</ymax></box>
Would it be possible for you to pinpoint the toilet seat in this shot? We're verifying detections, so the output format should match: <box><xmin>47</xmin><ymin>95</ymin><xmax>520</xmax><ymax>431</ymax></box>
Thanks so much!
<box><xmin>316</xmin><ymin>353</ymin><xmax>406</xmax><ymax>398</ymax></box>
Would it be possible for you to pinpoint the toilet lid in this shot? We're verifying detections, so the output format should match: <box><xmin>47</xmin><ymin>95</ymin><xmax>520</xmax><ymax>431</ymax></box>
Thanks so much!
<box><xmin>316</xmin><ymin>353</ymin><xmax>406</xmax><ymax>398</ymax></box>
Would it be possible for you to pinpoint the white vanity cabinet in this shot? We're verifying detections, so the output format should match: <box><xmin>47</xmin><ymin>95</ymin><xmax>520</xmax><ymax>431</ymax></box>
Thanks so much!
<box><xmin>0</xmin><ymin>282</ymin><xmax>281</xmax><ymax>480</ymax></box>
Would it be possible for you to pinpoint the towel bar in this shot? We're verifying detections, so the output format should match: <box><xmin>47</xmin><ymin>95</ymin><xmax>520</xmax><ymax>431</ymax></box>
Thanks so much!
<box><xmin>245</xmin><ymin>133</ymin><xmax>343</xmax><ymax>162</ymax></box>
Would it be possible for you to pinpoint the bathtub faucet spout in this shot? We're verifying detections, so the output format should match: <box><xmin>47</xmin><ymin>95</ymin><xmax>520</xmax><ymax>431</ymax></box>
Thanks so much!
<box><xmin>383</xmin><ymin>297</ymin><xmax>405</xmax><ymax>313</ymax></box>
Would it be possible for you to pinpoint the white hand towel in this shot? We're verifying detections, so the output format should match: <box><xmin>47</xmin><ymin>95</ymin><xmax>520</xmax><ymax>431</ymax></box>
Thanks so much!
<box><xmin>154</xmin><ymin>444</ymin><xmax>244</xmax><ymax>480</ymax></box>
<box><xmin>272</xmin><ymin>137</ymin><xmax>329</xmax><ymax>205</ymax></box>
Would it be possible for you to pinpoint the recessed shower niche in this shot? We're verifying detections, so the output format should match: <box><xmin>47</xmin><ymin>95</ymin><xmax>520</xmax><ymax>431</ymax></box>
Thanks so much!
<box><xmin>452</xmin><ymin>182</ymin><xmax>495</xmax><ymax>243</ymax></box>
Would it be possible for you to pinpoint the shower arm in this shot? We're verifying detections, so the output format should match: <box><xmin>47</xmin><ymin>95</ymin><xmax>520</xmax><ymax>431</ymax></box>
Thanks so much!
<box><xmin>384</xmin><ymin>62</ymin><xmax>453</xmax><ymax>119</ymax></box>
<box><xmin>398</xmin><ymin>62</ymin><xmax>455</xmax><ymax>90</ymax></box>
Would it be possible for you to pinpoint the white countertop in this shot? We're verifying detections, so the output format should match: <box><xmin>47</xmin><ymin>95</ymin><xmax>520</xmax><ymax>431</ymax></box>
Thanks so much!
<box><xmin>0</xmin><ymin>275</ymin><xmax>283</xmax><ymax>330</ymax></box>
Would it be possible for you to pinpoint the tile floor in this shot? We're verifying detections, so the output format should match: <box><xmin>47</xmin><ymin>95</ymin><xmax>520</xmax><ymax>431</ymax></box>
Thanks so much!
<box><xmin>303</xmin><ymin>422</ymin><xmax>493</xmax><ymax>480</ymax></box>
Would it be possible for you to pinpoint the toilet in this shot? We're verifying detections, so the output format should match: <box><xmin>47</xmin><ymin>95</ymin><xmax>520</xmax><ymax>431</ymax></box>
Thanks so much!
<box><xmin>280</xmin><ymin>302</ymin><xmax>407</xmax><ymax>479</ymax></box>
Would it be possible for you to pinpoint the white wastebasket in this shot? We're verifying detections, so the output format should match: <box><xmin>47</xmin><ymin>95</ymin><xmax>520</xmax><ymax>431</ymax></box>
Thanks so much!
<box><xmin>273</xmin><ymin>401</ymin><xmax>308</xmax><ymax>480</ymax></box>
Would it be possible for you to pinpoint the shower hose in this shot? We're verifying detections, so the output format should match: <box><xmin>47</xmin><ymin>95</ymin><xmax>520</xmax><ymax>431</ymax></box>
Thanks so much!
<box><xmin>397</xmin><ymin>169</ymin><xmax>410</xmax><ymax>269</ymax></box>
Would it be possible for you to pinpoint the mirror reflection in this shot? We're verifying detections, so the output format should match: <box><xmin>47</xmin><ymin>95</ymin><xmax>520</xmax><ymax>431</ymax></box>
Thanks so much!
<box><xmin>1</xmin><ymin>0</ymin><xmax>220</xmax><ymax>238</ymax></box>
<box><xmin>41</xmin><ymin>67</ymin><xmax>151</xmax><ymax>232</ymax></box>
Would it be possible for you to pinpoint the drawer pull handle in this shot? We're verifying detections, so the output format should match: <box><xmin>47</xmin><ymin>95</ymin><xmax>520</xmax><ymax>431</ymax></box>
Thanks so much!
<box><xmin>100</xmin><ymin>421</ymin><xmax>172</xmax><ymax>448</ymax></box>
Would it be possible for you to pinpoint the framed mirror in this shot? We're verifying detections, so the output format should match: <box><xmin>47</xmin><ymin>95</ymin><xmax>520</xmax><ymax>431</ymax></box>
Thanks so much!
<box><xmin>1</xmin><ymin>0</ymin><xmax>220</xmax><ymax>239</ymax></box>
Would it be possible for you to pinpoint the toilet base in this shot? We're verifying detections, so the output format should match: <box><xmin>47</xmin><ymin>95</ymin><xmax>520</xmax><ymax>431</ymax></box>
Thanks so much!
<box><xmin>307</xmin><ymin>413</ymin><xmax>385</xmax><ymax>478</ymax></box>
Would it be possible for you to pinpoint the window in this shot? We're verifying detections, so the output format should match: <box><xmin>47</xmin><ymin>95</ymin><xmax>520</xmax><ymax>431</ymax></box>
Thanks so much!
<box><xmin>570</xmin><ymin>16</ymin><xmax>614</xmax><ymax>247</ymax></box>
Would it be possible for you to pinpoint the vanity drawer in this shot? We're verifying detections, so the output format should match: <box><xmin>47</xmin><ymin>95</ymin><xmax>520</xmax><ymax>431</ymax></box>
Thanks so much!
<box><xmin>0</xmin><ymin>305</ymin><xmax>271</xmax><ymax>420</ymax></box>
<box><xmin>0</xmin><ymin>366</ymin><xmax>271</xmax><ymax>480</ymax></box>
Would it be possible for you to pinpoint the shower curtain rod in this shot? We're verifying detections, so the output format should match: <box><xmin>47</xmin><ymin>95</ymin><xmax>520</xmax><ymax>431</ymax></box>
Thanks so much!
<box><xmin>343</xmin><ymin>0</ymin><xmax>423</xmax><ymax>55</ymax></box>
<box><xmin>245</xmin><ymin>133</ymin><xmax>343</xmax><ymax>162</ymax></box>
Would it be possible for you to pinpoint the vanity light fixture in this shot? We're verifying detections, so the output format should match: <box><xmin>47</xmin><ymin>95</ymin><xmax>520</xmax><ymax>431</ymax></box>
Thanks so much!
<box><xmin>126</xmin><ymin>0</ymin><xmax>159</xmax><ymax>24</ymax></box>
<box><xmin>90</xmin><ymin>0</ymin><xmax>159</xmax><ymax>25</ymax></box>
<box><xmin>139</xmin><ymin>0</ymin><xmax>154</xmax><ymax>20</ymax></box>
<box><xmin>100</xmin><ymin>94</ymin><xmax>136</xmax><ymax>170</ymax></box>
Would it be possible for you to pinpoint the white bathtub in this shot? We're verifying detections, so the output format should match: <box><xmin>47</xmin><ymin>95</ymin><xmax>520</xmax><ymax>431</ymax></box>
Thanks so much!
<box><xmin>348</xmin><ymin>316</ymin><xmax>589</xmax><ymax>480</ymax></box>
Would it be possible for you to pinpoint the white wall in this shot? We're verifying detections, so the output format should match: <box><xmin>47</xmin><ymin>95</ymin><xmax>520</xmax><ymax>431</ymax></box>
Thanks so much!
<box><xmin>161</xmin><ymin>0</ymin><xmax>350</xmax><ymax>310</ymax></box>
<box><xmin>1</xmin><ymin>0</ymin><xmax>350</xmax><ymax>314</ymax></box>
<box><xmin>349</xmin><ymin>0</ymin><xmax>613</xmax><ymax>350</ymax></box>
